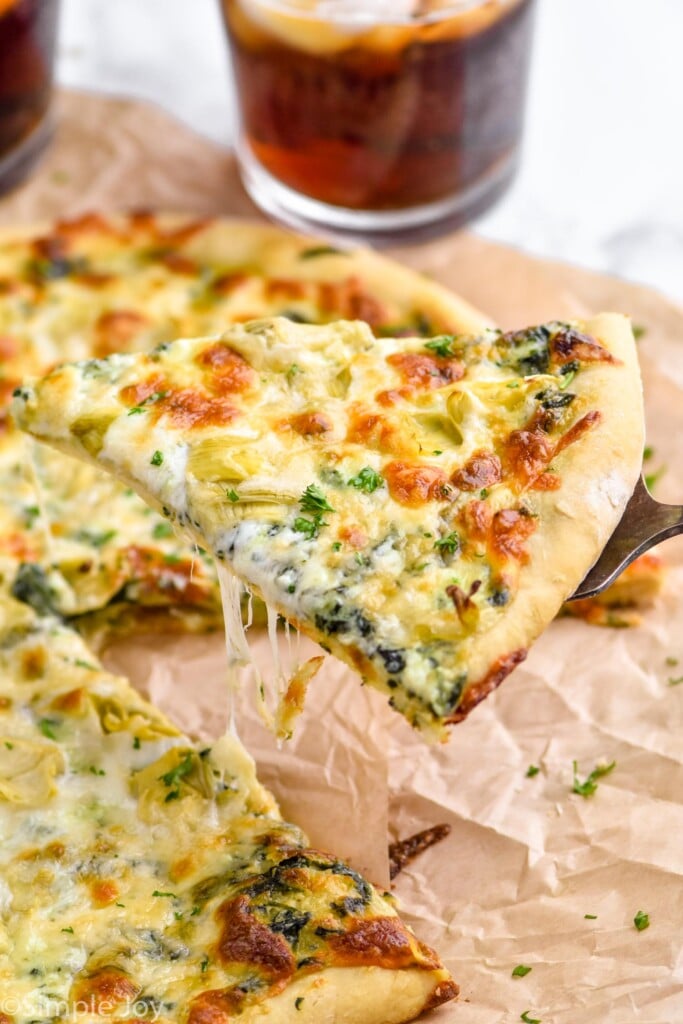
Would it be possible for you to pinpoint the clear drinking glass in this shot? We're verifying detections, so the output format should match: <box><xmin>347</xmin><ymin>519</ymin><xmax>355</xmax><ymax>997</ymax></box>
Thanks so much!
<box><xmin>221</xmin><ymin>0</ymin><xmax>536</xmax><ymax>242</ymax></box>
<box><xmin>0</xmin><ymin>0</ymin><xmax>60</xmax><ymax>195</ymax></box>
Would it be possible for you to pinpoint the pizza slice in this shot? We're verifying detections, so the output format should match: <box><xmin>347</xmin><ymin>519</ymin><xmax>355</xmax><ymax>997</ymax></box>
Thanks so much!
<box><xmin>14</xmin><ymin>313</ymin><xmax>644</xmax><ymax>737</ymax></box>
<box><xmin>0</xmin><ymin>599</ymin><xmax>457</xmax><ymax>1021</ymax></box>
<box><xmin>0</xmin><ymin>212</ymin><xmax>491</xmax><ymax>626</ymax></box>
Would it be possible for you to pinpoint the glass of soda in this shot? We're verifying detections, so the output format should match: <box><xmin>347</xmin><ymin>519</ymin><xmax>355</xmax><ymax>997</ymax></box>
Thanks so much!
<box><xmin>221</xmin><ymin>0</ymin><xmax>536</xmax><ymax>242</ymax></box>
<box><xmin>0</xmin><ymin>0</ymin><xmax>60</xmax><ymax>195</ymax></box>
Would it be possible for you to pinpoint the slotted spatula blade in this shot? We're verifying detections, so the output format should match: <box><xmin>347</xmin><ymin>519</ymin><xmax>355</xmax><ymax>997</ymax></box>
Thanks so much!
<box><xmin>569</xmin><ymin>475</ymin><xmax>683</xmax><ymax>601</ymax></box>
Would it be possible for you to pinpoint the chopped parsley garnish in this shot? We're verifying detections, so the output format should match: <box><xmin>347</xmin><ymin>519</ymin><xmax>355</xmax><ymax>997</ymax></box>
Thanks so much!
<box><xmin>133</xmin><ymin>736</ymin><xmax>141</xmax><ymax>750</ymax></box>
<box><xmin>152</xmin><ymin>521</ymin><xmax>174</xmax><ymax>539</ymax></box>
<box><xmin>643</xmin><ymin>445</ymin><xmax>654</xmax><ymax>461</ymax></box>
<box><xmin>332</xmin><ymin>541</ymin><xmax>342</xmax><ymax>552</ymax></box>
<box><xmin>61</xmin><ymin>926</ymin><xmax>74</xmax><ymax>934</ymax></box>
<box><xmin>295</xmin><ymin>997</ymin><xmax>305</xmax><ymax>1010</ymax></box>
<box><xmin>159</xmin><ymin>751</ymin><xmax>194</xmax><ymax>801</ymax></box>
<box><xmin>584</xmin><ymin>914</ymin><xmax>598</xmax><ymax>920</ymax></box>
<box><xmin>191</xmin><ymin>906</ymin><xmax>201</xmax><ymax>916</ymax></box>
<box><xmin>226</xmin><ymin>488</ymin><xmax>240</xmax><ymax>503</ymax></box>
<box><xmin>89</xmin><ymin>766</ymin><xmax>106</xmax><ymax>776</ymax></box>
<box><xmin>520</xmin><ymin>1012</ymin><xmax>541</xmax><ymax>1024</ymax></box>
<box><xmin>4</xmin><ymin>741</ymin><xmax>13</xmax><ymax>750</ymax></box>
<box><xmin>632</xmin><ymin>324</ymin><xmax>647</xmax><ymax>340</ymax></box>
<box><xmin>299</xmin><ymin>245</ymin><xmax>343</xmax><ymax>259</ymax></box>
<box><xmin>200</xmin><ymin>955</ymin><xmax>210</xmax><ymax>973</ymax></box>
<box><xmin>668</xmin><ymin>675</ymin><xmax>683</xmax><ymax>687</ymax></box>
<box><xmin>480</xmin><ymin>488</ymin><xmax>489</xmax><ymax>498</ymax></box>
<box><xmin>127</xmin><ymin>390</ymin><xmax>168</xmax><ymax>415</ymax></box>
<box><xmin>294</xmin><ymin>484</ymin><xmax>335</xmax><ymax>539</ymax></box>
<box><xmin>293</xmin><ymin>517</ymin><xmax>319</xmax><ymax>540</ymax></box>
<box><xmin>76</xmin><ymin>527</ymin><xmax>117</xmax><ymax>548</ymax></box>
<box><xmin>633</xmin><ymin>910</ymin><xmax>650</xmax><ymax>931</ymax></box>
<box><xmin>665</xmin><ymin>655</ymin><xmax>679</xmax><ymax>667</ymax></box>
<box><xmin>348</xmin><ymin>466</ymin><xmax>383</xmax><ymax>493</ymax></box>
<box><xmin>150</xmin><ymin>449</ymin><xmax>164</xmax><ymax>466</ymax></box>
<box><xmin>559</xmin><ymin>359</ymin><xmax>579</xmax><ymax>390</ymax></box>
<box><xmin>424</xmin><ymin>335</ymin><xmax>457</xmax><ymax>357</ymax></box>
<box><xmin>526</xmin><ymin>764</ymin><xmax>540</xmax><ymax>778</ymax></box>
<box><xmin>572</xmin><ymin>759</ymin><xmax>616</xmax><ymax>798</ymax></box>
<box><xmin>153</xmin><ymin>890</ymin><xmax>177</xmax><ymax>898</ymax></box>
<box><xmin>434</xmin><ymin>532</ymin><xmax>460</xmax><ymax>555</ymax></box>
<box><xmin>287</xmin><ymin>363</ymin><xmax>302</xmax><ymax>381</ymax></box>
<box><xmin>512</xmin><ymin>965</ymin><xmax>532</xmax><ymax>978</ymax></box>
<box><xmin>38</xmin><ymin>718</ymin><xmax>58</xmax><ymax>740</ymax></box>
<box><xmin>24</xmin><ymin>504</ymin><xmax>40</xmax><ymax>527</ymax></box>
<box><xmin>300</xmin><ymin>484</ymin><xmax>335</xmax><ymax>516</ymax></box>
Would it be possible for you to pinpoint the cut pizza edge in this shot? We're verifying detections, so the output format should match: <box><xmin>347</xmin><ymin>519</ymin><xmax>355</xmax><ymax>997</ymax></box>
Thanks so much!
<box><xmin>13</xmin><ymin>312</ymin><xmax>644</xmax><ymax>739</ymax></box>
<box><xmin>0</xmin><ymin>598</ymin><xmax>458</xmax><ymax>1022</ymax></box>
<box><xmin>0</xmin><ymin>211</ymin><xmax>493</xmax><ymax>341</ymax></box>
<box><xmin>0</xmin><ymin>211</ymin><xmax>493</xmax><ymax>630</ymax></box>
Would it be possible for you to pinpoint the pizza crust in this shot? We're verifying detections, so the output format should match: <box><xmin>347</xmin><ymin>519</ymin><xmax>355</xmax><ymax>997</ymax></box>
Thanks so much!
<box><xmin>229</xmin><ymin>966</ymin><xmax>456</xmax><ymax>1024</ymax></box>
<box><xmin>457</xmin><ymin>313</ymin><xmax>644</xmax><ymax>692</ymax></box>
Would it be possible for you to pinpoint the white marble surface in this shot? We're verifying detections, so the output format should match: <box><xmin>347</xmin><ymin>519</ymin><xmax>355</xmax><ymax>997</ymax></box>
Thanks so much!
<box><xmin>57</xmin><ymin>0</ymin><xmax>683</xmax><ymax>305</ymax></box>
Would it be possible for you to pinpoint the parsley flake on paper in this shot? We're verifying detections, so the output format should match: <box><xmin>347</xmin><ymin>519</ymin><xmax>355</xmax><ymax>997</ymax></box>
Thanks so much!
<box><xmin>512</xmin><ymin>965</ymin><xmax>532</xmax><ymax>978</ymax></box>
<box><xmin>644</xmin><ymin>465</ymin><xmax>667</xmax><ymax>492</ymax></box>
<box><xmin>526</xmin><ymin>764</ymin><xmax>540</xmax><ymax>778</ymax></box>
<box><xmin>572</xmin><ymin>760</ymin><xmax>616</xmax><ymax>798</ymax></box>
<box><xmin>520</xmin><ymin>1012</ymin><xmax>541</xmax><ymax>1024</ymax></box>
<box><xmin>633</xmin><ymin>910</ymin><xmax>650</xmax><ymax>931</ymax></box>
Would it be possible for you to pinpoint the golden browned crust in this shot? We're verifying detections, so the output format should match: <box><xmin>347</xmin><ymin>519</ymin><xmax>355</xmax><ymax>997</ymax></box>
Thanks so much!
<box><xmin>446</xmin><ymin>649</ymin><xmax>528</xmax><ymax>724</ymax></box>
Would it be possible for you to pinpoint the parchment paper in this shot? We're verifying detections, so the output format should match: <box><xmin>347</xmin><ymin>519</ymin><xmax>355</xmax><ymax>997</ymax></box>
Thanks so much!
<box><xmin>2</xmin><ymin>90</ymin><xmax>681</xmax><ymax>1023</ymax></box>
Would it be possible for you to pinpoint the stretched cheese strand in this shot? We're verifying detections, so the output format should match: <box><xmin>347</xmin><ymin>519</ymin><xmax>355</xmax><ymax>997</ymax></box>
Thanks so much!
<box><xmin>216</xmin><ymin>564</ymin><xmax>256</xmax><ymax>735</ymax></box>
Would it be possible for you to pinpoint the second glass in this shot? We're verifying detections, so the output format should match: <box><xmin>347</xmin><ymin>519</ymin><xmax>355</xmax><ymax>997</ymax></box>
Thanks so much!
<box><xmin>222</xmin><ymin>0</ymin><xmax>536</xmax><ymax>242</ymax></box>
<box><xmin>0</xmin><ymin>0</ymin><xmax>60</xmax><ymax>195</ymax></box>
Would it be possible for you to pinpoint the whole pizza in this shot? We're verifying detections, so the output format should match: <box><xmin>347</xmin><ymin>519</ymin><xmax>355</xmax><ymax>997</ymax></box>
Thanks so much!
<box><xmin>0</xmin><ymin>211</ymin><xmax>645</xmax><ymax>1023</ymax></box>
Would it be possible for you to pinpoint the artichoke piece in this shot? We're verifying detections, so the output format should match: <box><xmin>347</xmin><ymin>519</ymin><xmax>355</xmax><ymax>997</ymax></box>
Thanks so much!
<box><xmin>72</xmin><ymin>410</ymin><xmax>119</xmax><ymax>457</ymax></box>
<box><xmin>89</xmin><ymin>692</ymin><xmax>179</xmax><ymax>741</ymax></box>
<box><xmin>0</xmin><ymin>738</ymin><xmax>65</xmax><ymax>805</ymax></box>
<box><xmin>187</xmin><ymin>437</ymin><xmax>262</xmax><ymax>482</ymax></box>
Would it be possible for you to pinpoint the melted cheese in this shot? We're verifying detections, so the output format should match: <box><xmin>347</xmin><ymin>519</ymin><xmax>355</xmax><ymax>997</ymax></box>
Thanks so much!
<box><xmin>0</xmin><ymin>212</ymin><xmax>486</xmax><ymax>627</ymax></box>
<box><xmin>14</xmin><ymin>315</ymin><xmax>628</xmax><ymax>735</ymax></box>
<box><xmin>0</xmin><ymin>606</ymin><xmax>452</xmax><ymax>1020</ymax></box>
